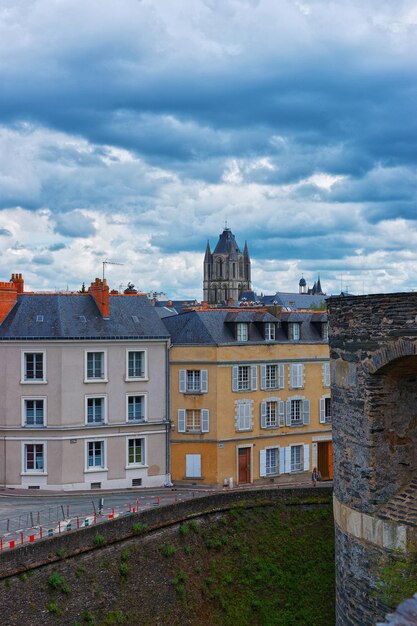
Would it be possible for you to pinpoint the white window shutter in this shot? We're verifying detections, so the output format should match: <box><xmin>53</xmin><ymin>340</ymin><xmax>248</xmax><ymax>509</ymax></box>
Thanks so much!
<box><xmin>278</xmin><ymin>364</ymin><xmax>284</xmax><ymax>389</ymax></box>
<box><xmin>279</xmin><ymin>447</ymin><xmax>285</xmax><ymax>474</ymax></box>
<box><xmin>278</xmin><ymin>401</ymin><xmax>285</xmax><ymax>427</ymax></box>
<box><xmin>178</xmin><ymin>409</ymin><xmax>186</xmax><ymax>432</ymax></box>
<box><xmin>302</xmin><ymin>399</ymin><xmax>310</xmax><ymax>425</ymax></box>
<box><xmin>251</xmin><ymin>365</ymin><xmax>258</xmax><ymax>390</ymax></box>
<box><xmin>284</xmin><ymin>446</ymin><xmax>291</xmax><ymax>473</ymax></box>
<box><xmin>303</xmin><ymin>444</ymin><xmax>310</xmax><ymax>471</ymax></box>
<box><xmin>320</xmin><ymin>398</ymin><xmax>325</xmax><ymax>423</ymax></box>
<box><xmin>297</xmin><ymin>364</ymin><xmax>304</xmax><ymax>388</ymax></box>
<box><xmin>179</xmin><ymin>370</ymin><xmax>186</xmax><ymax>393</ymax></box>
<box><xmin>201</xmin><ymin>370</ymin><xmax>208</xmax><ymax>393</ymax></box>
<box><xmin>260</xmin><ymin>401</ymin><xmax>267</xmax><ymax>428</ymax></box>
<box><xmin>289</xmin><ymin>364</ymin><xmax>294</xmax><ymax>388</ymax></box>
<box><xmin>286</xmin><ymin>400</ymin><xmax>292</xmax><ymax>426</ymax></box>
<box><xmin>201</xmin><ymin>409</ymin><xmax>209</xmax><ymax>433</ymax></box>
<box><xmin>186</xmin><ymin>454</ymin><xmax>201</xmax><ymax>478</ymax></box>
<box><xmin>323</xmin><ymin>362</ymin><xmax>330</xmax><ymax>387</ymax></box>
<box><xmin>260</xmin><ymin>364</ymin><xmax>266</xmax><ymax>390</ymax></box>
<box><xmin>232</xmin><ymin>366</ymin><xmax>239</xmax><ymax>391</ymax></box>
<box><xmin>259</xmin><ymin>449</ymin><xmax>267</xmax><ymax>477</ymax></box>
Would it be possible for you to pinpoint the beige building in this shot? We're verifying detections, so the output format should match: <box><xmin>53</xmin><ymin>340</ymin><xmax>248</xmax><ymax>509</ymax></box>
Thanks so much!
<box><xmin>0</xmin><ymin>275</ymin><xmax>170</xmax><ymax>491</ymax></box>
<box><xmin>164</xmin><ymin>307</ymin><xmax>332</xmax><ymax>486</ymax></box>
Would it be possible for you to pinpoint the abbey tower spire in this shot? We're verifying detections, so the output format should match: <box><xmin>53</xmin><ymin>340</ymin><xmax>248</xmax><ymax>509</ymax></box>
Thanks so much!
<box><xmin>203</xmin><ymin>227</ymin><xmax>251</xmax><ymax>304</ymax></box>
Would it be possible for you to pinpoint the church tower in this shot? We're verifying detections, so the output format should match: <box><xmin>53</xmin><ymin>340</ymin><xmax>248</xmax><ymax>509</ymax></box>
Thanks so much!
<box><xmin>203</xmin><ymin>227</ymin><xmax>251</xmax><ymax>304</ymax></box>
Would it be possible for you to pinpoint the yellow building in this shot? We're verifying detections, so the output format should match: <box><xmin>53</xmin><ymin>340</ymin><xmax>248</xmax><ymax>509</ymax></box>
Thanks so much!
<box><xmin>164</xmin><ymin>307</ymin><xmax>331</xmax><ymax>486</ymax></box>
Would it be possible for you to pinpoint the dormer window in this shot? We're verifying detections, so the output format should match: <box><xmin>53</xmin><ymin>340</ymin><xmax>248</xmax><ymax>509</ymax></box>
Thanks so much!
<box><xmin>265</xmin><ymin>323</ymin><xmax>275</xmax><ymax>341</ymax></box>
<box><xmin>237</xmin><ymin>323</ymin><xmax>249</xmax><ymax>342</ymax></box>
<box><xmin>289</xmin><ymin>323</ymin><xmax>301</xmax><ymax>341</ymax></box>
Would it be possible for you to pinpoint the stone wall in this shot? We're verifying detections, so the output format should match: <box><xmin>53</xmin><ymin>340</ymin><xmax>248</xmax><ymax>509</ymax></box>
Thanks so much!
<box><xmin>328</xmin><ymin>292</ymin><xmax>417</xmax><ymax>625</ymax></box>
<box><xmin>0</xmin><ymin>485</ymin><xmax>331</xmax><ymax>579</ymax></box>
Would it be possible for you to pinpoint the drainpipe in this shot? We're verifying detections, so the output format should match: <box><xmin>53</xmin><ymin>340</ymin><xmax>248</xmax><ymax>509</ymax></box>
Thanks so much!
<box><xmin>164</xmin><ymin>338</ymin><xmax>173</xmax><ymax>487</ymax></box>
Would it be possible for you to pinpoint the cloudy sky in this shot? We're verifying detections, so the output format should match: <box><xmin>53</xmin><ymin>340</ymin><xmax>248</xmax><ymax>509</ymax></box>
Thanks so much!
<box><xmin>1</xmin><ymin>0</ymin><xmax>416</xmax><ymax>298</ymax></box>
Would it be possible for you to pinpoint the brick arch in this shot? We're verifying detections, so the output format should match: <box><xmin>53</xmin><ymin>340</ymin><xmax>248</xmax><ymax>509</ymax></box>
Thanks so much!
<box><xmin>366</xmin><ymin>338</ymin><xmax>417</xmax><ymax>374</ymax></box>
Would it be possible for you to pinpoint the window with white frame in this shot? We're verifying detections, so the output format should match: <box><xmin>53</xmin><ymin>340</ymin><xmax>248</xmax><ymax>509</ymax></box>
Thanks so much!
<box><xmin>86</xmin><ymin>397</ymin><xmax>106</xmax><ymax>424</ymax></box>
<box><xmin>286</xmin><ymin>397</ymin><xmax>310</xmax><ymax>426</ymax></box>
<box><xmin>291</xmin><ymin>445</ymin><xmax>303</xmax><ymax>472</ymax></box>
<box><xmin>24</xmin><ymin>443</ymin><xmax>45</xmax><ymax>472</ymax></box>
<box><xmin>235</xmin><ymin>399</ymin><xmax>253</xmax><ymax>431</ymax></box>
<box><xmin>127</xmin><ymin>438</ymin><xmax>144</xmax><ymax>465</ymax></box>
<box><xmin>265</xmin><ymin>323</ymin><xmax>275</xmax><ymax>341</ymax></box>
<box><xmin>261</xmin><ymin>398</ymin><xmax>284</xmax><ymax>428</ymax></box>
<box><xmin>289</xmin><ymin>323</ymin><xmax>301</xmax><ymax>341</ymax></box>
<box><xmin>323</xmin><ymin>362</ymin><xmax>330</xmax><ymax>387</ymax></box>
<box><xmin>179</xmin><ymin>369</ymin><xmax>208</xmax><ymax>394</ymax></box>
<box><xmin>127</xmin><ymin>395</ymin><xmax>145</xmax><ymax>421</ymax></box>
<box><xmin>127</xmin><ymin>350</ymin><xmax>146</xmax><ymax>379</ymax></box>
<box><xmin>266</xmin><ymin>448</ymin><xmax>279</xmax><ymax>475</ymax></box>
<box><xmin>236</xmin><ymin>322</ymin><xmax>249</xmax><ymax>342</ymax></box>
<box><xmin>87</xmin><ymin>441</ymin><xmax>105</xmax><ymax>469</ymax></box>
<box><xmin>85</xmin><ymin>351</ymin><xmax>106</xmax><ymax>381</ymax></box>
<box><xmin>320</xmin><ymin>396</ymin><xmax>331</xmax><ymax>423</ymax></box>
<box><xmin>23</xmin><ymin>398</ymin><xmax>46</xmax><ymax>426</ymax></box>
<box><xmin>22</xmin><ymin>352</ymin><xmax>45</xmax><ymax>382</ymax></box>
<box><xmin>289</xmin><ymin>363</ymin><xmax>304</xmax><ymax>388</ymax></box>
<box><xmin>178</xmin><ymin>409</ymin><xmax>209</xmax><ymax>433</ymax></box>
<box><xmin>261</xmin><ymin>364</ymin><xmax>284</xmax><ymax>390</ymax></box>
<box><xmin>232</xmin><ymin>365</ymin><xmax>257</xmax><ymax>392</ymax></box>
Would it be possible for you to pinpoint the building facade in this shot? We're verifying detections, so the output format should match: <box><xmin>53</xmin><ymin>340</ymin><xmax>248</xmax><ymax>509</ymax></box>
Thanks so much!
<box><xmin>164</xmin><ymin>307</ymin><xmax>332</xmax><ymax>486</ymax></box>
<box><xmin>0</xmin><ymin>275</ymin><xmax>170</xmax><ymax>491</ymax></box>
<box><xmin>203</xmin><ymin>227</ymin><xmax>251</xmax><ymax>304</ymax></box>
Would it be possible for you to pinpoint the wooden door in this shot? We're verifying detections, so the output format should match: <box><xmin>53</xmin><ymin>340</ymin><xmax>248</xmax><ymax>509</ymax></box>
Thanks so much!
<box><xmin>238</xmin><ymin>447</ymin><xmax>251</xmax><ymax>483</ymax></box>
<box><xmin>317</xmin><ymin>441</ymin><xmax>333</xmax><ymax>480</ymax></box>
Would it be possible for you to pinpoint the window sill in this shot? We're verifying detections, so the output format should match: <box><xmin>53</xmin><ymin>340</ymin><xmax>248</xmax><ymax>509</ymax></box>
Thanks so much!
<box><xmin>84</xmin><ymin>467</ymin><xmax>108</xmax><ymax>473</ymax></box>
<box><xmin>23</xmin><ymin>425</ymin><xmax>47</xmax><ymax>428</ymax></box>
<box><xmin>84</xmin><ymin>379</ymin><xmax>108</xmax><ymax>384</ymax></box>
<box><xmin>184</xmin><ymin>390</ymin><xmax>204</xmax><ymax>395</ymax></box>
<box><xmin>289</xmin><ymin>422</ymin><xmax>304</xmax><ymax>427</ymax></box>
<box><xmin>125</xmin><ymin>464</ymin><xmax>148</xmax><ymax>470</ymax></box>
<box><xmin>126</xmin><ymin>419</ymin><xmax>147</xmax><ymax>424</ymax></box>
<box><xmin>125</xmin><ymin>377</ymin><xmax>148</xmax><ymax>383</ymax></box>
<box><xmin>20</xmin><ymin>380</ymin><xmax>47</xmax><ymax>385</ymax></box>
<box><xmin>86</xmin><ymin>422</ymin><xmax>107</xmax><ymax>426</ymax></box>
<box><xmin>262</xmin><ymin>425</ymin><xmax>279</xmax><ymax>430</ymax></box>
<box><xmin>21</xmin><ymin>471</ymin><xmax>47</xmax><ymax>476</ymax></box>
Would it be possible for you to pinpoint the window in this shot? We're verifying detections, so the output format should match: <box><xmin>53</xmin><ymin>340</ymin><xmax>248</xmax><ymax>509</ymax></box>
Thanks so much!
<box><xmin>320</xmin><ymin>396</ymin><xmax>332</xmax><ymax>423</ymax></box>
<box><xmin>85</xmin><ymin>351</ymin><xmax>106</xmax><ymax>381</ymax></box>
<box><xmin>24</xmin><ymin>443</ymin><xmax>45</xmax><ymax>472</ymax></box>
<box><xmin>127</xmin><ymin>395</ymin><xmax>145</xmax><ymax>421</ymax></box>
<box><xmin>232</xmin><ymin>365</ymin><xmax>257</xmax><ymax>392</ymax></box>
<box><xmin>23</xmin><ymin>398</ymin><xmax>45</xmax><ymax>426</ymax></box>
<box><xmin>289</xmin><ymin>363</ymin><xmax>304</xmax><ymax>388</ymax></box>
<box><xmin>87</xmin><ymin>441</ymin><xmax>105</xmax><ymax>468</ymax></box>
<box><xmin>266</xmin><ymin>448</ymin><xmax>279</xmax><ymax>476</ymax></box>
<box><xmin>128</xmin><ymin>438</ymin><xmax>144</xmax><ymax>465</ymax></box>
<box><xmin>286</xmin><ymin>398</ymin><xmax>310</xmax><ymax>426</ymax></box>
<box><xmin>260</xmin><ymin>447</ymin><xmax>280</xmax><ymax>477</ymax></box>
<box><xmin>322</xmin><ymin>323</ymin><xmax>329</xmax><ymax>341</ymax></box>
<box><xmin>235</xmin><ymin>399</ymin><xmax>253</xmax><ymax>431</ymax></box>
<box><xmin>261</xmin><ymin>398</ymin><xmax>284</xmax><ymax>428</ymax></box>
<box><xmin>323</xmin><ymin>362</ymin><xmax>330</xmax><ymax>387</ymax></box>
<box><xmin>289</xmin><ymin>323</ymin><xmax>300</xmax><ymax>341</ymax></box>
<box><xmin>237</xmin><ymin>323</ymin><xmax>249</xmax><ymax>342</ymax></box>
<box><xmin>186</xmin><ymin>454</ymin><xmax>202</xmax><ymax>478</ymax></box>
<box><xmin>22</xmin><ymin>352</ymin><xmax>45</xmax><ymax>382</ymax></box>
<box><xmin>291</xmin><ymin>445</ymin><xmax>303</xmax><ymax>472</ymax></box>
<box><xmin>179</xmin><ymin>369</ymin><xmax>208</xmax><ymax>393</ymax></box>
<box><xmin>127</xmin><ymin>350</ymin><xmax>146</xmax><ymax>379</ymax></box>
<box><xmin>261</xmin><ymin>364</ymin><xmax>284</xmax><ymax>390</ymax></box>
<box><xmin>86</xmin><ymin>397</ymin><xmax>106</xmax><ymax>424</ymax></box>
<box><xmin>178</xmin><ymin>409</ymin><xmax>209</xmax><ymax>433</ymax></box>
<box><xmin>265</xmin><ymin>323</ymin><xmax>275</xmax><ymax>341</ymax></box>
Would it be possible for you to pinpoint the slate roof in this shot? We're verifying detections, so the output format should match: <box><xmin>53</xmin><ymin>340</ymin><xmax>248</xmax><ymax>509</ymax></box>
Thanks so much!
<box><xmin>163</xmin><ymin>309</ymin><xmax>327</xmax><ymax>345</ymax></box>
<box><xmin>0</xmin><ymin>294</ymin><xmax>170</xmax><ymax>340</ymax></box>
<box><xmin>260</xmin><ymin>292</ymin><xmax>327</xmax><ymax>310</ymax></box>
<box><xmin>213</xmin><ymin>228</ymin><xmax>241</xmax><ymax>256</ymax></box>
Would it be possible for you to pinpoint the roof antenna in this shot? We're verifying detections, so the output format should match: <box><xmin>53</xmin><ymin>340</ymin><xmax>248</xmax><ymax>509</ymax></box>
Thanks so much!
<box><xmin>102</xmin><ymin>259</ymin><xmax>124</xmax><ymax>283</ymax></box>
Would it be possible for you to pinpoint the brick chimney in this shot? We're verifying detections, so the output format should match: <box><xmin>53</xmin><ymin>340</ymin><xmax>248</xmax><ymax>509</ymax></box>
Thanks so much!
<box><xmin>0</xmin><ymin>274</ymin><xmax>22</xmax><ymax>323</ymax></box>
<box><xmin>88</xmin><ymin>278</ymin><xmax>110</xmax><ymax>319</ymax></box>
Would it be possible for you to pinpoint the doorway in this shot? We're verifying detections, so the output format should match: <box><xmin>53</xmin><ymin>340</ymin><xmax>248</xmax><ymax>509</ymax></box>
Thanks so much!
<box><xmin>238</xmin><ymin>447</ymin><xmax>251</xmax><ymax>483</ymax></box>
<box><xmin>317</xmin><ymin>441</ymin><xmax>333</xmax><ymax>480</ymax></box>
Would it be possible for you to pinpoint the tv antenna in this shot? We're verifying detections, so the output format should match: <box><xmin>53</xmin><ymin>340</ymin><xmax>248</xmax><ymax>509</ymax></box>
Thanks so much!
<box><xmin>102</xmin><ymin>259</ymin><xmax>124</xmax><ymax>283</ymax></box>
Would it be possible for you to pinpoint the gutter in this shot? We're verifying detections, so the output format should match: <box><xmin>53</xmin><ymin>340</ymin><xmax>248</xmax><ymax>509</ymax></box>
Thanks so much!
<box><xmin>164</xmin><ymin>338</ymin><xmax>173</xmax><ymax>487</ymax></box>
